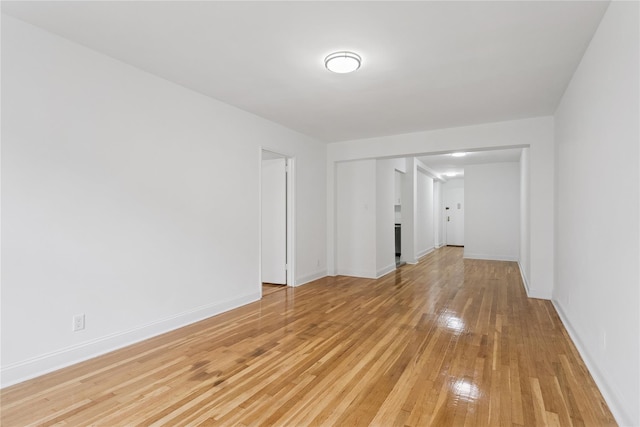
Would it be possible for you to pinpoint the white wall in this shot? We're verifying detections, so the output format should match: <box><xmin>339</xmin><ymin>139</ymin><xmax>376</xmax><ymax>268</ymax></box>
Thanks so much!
<box><xmin>416</xmin><ymin>171</ymin><xmax>434</xmax><ymax>258</ymax></box>
<box><xmin>401</xmin><ymin>158</ymin><xmax>418</xmax><ymax>264</ymax></box>
<box><xmin>376</xmin><ymin>159</ymin><xmax>396</xmax><ymax>277</ymax></box>
<box><xmin>337</xmin><ymin>157</ymin><xmax>436</xmax><ymax>276</ymax></box>
<box><xmin>433</xmin><ymin>181</ymin><xmax>444</xmax><ymax>248</ymax></box>
<box><xmin>1</xmin><ymin>16</ymin><xmax>327</xmax><ymax>386</ymax></box>
<box><xmin>464</xmin><ymin>163</ymin><xmax>520</xmax><ymax>261</ymax></box>
<box><xmin>327</xmin><ymin>116</ymin><xmax>554</xmax><ymax>298</ymax></box>
<box><xmin>519</xmin><ymin>148</ymin><xmax>531</xmax><ymax>290</ymax></box>
<box><xmin>338</xmin><ymin>157</ymin><xmax>410</xmax><ymax>278</ymax></box>
<box><xmin>553</xmin><ymin>2</ymin><xmax>639</xmax><ymax>426</ymax></box>
<box><xmin>336</xmin><ymin>160</ymin><xmax>377</xmax><ymax>278</ymax></box>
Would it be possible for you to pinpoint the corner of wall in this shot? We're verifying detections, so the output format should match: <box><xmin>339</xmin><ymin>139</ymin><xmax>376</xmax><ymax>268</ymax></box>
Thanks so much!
<box><xmin>518</xmin><ymin>261</ymin><xmax>531</xmax><ymax>295</ymax></box>
<box><xmin>376</xmin><ymin>263</ymin><xmax>396</xmax><ymax>278</ymax></box>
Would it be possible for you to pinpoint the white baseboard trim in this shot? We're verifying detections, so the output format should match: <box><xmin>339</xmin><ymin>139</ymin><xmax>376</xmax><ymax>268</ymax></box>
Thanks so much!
<box><xmin>416</xmin><ymin>247</ymin><xmax>435</xmax><ymax>259</ymax></box>
<box><xmin>515</xmin><ymin>261</ymin><xmax>551</xmax><ymax>300</ymax></box>
<box><xmin>0</xmin><ymin>292</ymin><xmax>260</xmax><ymax>388</ymax></box>
<box><xmin>336</xmin><ymin>268</ymin><xmax>377</xmax><ymax>279</ymax></box>
<box><xmin>295</xmin><ymin>270</ymin><xmax>327</xmax><ymax>286</ymax></box>
<box><xmin>376</xmin><ymin>263</ymin><xmax>396</xmax><ymax>278</ymax></box>
<box><xmin>525</xmin><ymin>288</ymin><xmax>552</xmax><ymax>300</ymax></box>
<box><xmin>517</xmin><ymin>261</ymin><xmax>531</xmax><ymax>294</ymax></box>
<box><xmin>552</xmin><ymin>300</ymin><xmax>633</xmax><ymax>427</ymax></box>
<box><xmin>463</xmin><ymin>252</ymin><xmax>518</xmax><ymax>262</ymax></box>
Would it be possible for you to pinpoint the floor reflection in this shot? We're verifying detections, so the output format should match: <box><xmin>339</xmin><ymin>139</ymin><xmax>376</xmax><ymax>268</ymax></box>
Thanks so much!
<box><xmin>451</xmin><ymin>379</ymin><xmax>481</xmax><ymax>403</ymax></box>
<box><xmin>438</xmin><ymin>309</ymin><xmax>466</xmax><ymax>334</ymax></box>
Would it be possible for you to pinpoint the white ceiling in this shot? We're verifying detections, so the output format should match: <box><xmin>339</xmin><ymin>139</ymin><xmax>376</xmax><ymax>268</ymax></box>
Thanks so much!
<box><xmin>2</xmin><ymin>1</ymin><xmax>609</xmax><ymax>143</ymax></box>
<box><xmin>418</xmin><ymin>148</ymin><xmax>522</xmax><ymax>178</ymax></box>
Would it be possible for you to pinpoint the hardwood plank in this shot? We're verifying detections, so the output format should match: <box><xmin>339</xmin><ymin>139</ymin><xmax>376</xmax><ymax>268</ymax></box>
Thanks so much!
<box><xmin>0</xmin><ymin>247</ymin><xmax>617</xmax><ymax>426</ymax></box>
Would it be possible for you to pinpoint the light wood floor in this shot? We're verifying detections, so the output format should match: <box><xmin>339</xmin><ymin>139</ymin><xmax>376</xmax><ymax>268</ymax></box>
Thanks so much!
<box><xmin>1</xmin><ymin>247</ymin><xmax>615</xmax><ymax>426</ymax></box>
<box><xmin>262</xmin><ymin>283</ymin><xmax>287</xmax><ymax>297</ymax></box>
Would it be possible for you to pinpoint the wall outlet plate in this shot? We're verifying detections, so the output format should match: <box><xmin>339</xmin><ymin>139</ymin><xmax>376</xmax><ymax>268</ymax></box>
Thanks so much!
<box><xmin>73</xmin><ymin>314</ymin><xmax>85</xmax><ymax>332</ymax></box>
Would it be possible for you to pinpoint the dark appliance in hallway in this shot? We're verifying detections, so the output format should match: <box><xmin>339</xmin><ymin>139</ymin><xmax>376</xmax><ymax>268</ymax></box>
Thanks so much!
<box><xmin>395</xmin><ymin>223</ymin><xmax>405</xmax><ymax>267</ymax></box>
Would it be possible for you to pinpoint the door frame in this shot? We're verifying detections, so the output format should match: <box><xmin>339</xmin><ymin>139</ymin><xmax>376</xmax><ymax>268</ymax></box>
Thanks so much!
<box><xmin>259</xmin><ymin>148</ymin><xmax>295</xmax><ymax>292</ymax></box>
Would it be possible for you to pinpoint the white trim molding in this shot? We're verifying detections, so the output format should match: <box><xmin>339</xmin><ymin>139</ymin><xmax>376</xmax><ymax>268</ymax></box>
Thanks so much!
<box><xmin>376</xmin><ymin>263</ymin><xmax>396</xmax><ymax>278</ymax></box>
<box><xmin>552</xmin><ymin>300</ymin><xmax>634</xmax><ymax>427</ymax></box>
<box><xmin>296</xmin><ymin>270</ymin><xmax>327</xmax><ymax>286</ymax></box>
<box><xmin>335</xmin><ymin>269</ymin><xmax>377</xmax><ymax>279</ymax></box>
<box><xmin>518</xmin><ymin>261</ymin><xmax>531</xmax><ymax>294</ymax></box>
<box><xmin>416</xmin><ymin>247</ymin><xmax>435</xmax><ymax>259</ymax></box>
<box><xmin>463</xmin><ymin>252</ymin><xmax>518</xmax><ymax>262</ymax></box>
<box><xmin>516</xmin><ymin>262</ymin><xmax>551</xmax><ymax>300</ymax></box>
<box><xmin>0</xmin><ymin>292</ymin><xmax>260</xmax><ymax>388</ymax></box>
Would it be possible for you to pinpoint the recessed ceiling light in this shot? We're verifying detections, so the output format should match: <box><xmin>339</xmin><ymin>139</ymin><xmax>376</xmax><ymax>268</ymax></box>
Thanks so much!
<box><xmin>451</xmin><ymin>152</ymin><xmax>467</xmax><ymax>157</ymax></box>
<box><xmin>445</xmin><ymin>172</ymin><xmax>458</xmax><ymax>177</ymax></box>
<box><xmin>325</xmin><ymin>51</ymin><xmax>361</xmax><ymax>74</ymax></box>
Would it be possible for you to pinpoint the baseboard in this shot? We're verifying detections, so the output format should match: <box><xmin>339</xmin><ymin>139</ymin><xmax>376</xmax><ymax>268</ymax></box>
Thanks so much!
<box><xmin>336</xmin><ymin>268</ymin><xmax>377</xmax><ymax>279</ymax></box>
<box><xmin>517</xmin><ymin>261</ymin><xmax>531</xmax><ymax>294</ymax></box>
<box><xmin>525</xmin><ymin>288</ymin><xmax>552</xmax><ymax>300</ymax></box>
<box><xmin>515</xmin><ymin>262</ymin><xmax>551</xmax><ymax>300</ymax></box>
<box><xmin>376</xmin><ymin>263</ymin><xmax>396</xmax><ymax>278</ymax></box>
<box><xmin>296</xmin><ymin>270</ymin><xmax>327</xmax><ymax>286</ymax></box>
<box><xmin>0</xmin><ymin>292</ymin><xmax>260</xmax><ymax>388</ymax></box>
<box><xmin>552</xmin><ymin>300</ymin><xmax>634</xmax><ymax>427</ymax></box>
<box><xmin>416</xmin><ymin>246</ymin><xmax>435</xmax><ymax>259</ymax></box>
<box><xmin>463</xmin><ymin>252</ymin><xmax>518</xmax><ymax>262</ymax></box>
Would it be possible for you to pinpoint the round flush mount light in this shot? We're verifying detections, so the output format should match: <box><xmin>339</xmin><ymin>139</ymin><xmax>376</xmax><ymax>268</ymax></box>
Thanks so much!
<box><xmin>325</xmin><ymin>51</ymin><xmax>361</xmax><ymax>73</ymax></box>
<box><xmin>451</xmin><ymin>152</ymin><xmax>467</xmax><ymax>157</ymax></box>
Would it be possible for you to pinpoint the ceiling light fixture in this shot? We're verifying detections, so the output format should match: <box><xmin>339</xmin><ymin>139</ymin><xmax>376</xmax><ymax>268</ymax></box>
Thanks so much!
<box><xmin>445</xmin><ymin>172</ymin><xmax>458</xmax><ymax>177</ymax></box>
<box><xmin>451</xmin><ymin>152</ymin><xmax>467</xmax><ymax>157</ymax></box>
<box><xmin>325</xmin><ymin>51</ymin><xmax>361</xmax><ymax>74</ymax></box>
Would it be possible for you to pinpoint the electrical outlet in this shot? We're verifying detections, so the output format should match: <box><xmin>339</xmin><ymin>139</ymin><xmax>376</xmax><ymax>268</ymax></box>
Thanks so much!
<box><xmin>73</xmin><ymin>314</ymin><xmax>85</xmax><ymax>332</ymax></box>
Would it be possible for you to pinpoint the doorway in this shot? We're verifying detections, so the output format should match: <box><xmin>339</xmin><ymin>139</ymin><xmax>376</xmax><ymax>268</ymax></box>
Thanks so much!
<box><xmin>394</xmin><ymin>170</ymin><xmax>405</xmax><ymax>267</ymax></box>
<box><xmin>260</xmin><ymin>149</ymin><xmax>294</xmax><ymax>295</ymax></box>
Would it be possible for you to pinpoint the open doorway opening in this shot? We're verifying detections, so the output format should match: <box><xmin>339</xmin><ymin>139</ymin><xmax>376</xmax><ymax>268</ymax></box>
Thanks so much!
<box><xmin>394</xmin><ymin>170</ymin><xmax>405</xmax><ymax>267</ymax></box>
<box><xmin>260</xmin><ymin>149</ymin><xmax>294</xmax><ymax>296</ymax></box>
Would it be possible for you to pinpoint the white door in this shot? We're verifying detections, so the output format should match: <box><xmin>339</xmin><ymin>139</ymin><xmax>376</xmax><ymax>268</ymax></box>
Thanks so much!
<box><xmin>261</xmin><ymin>158</ymin><xmax>287</xmax><ymax>284</ymax></box>
<box><xmin>445</xmin><ymin>188</ymin><xmax>464</xmax><ymax>246</ymax></box>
